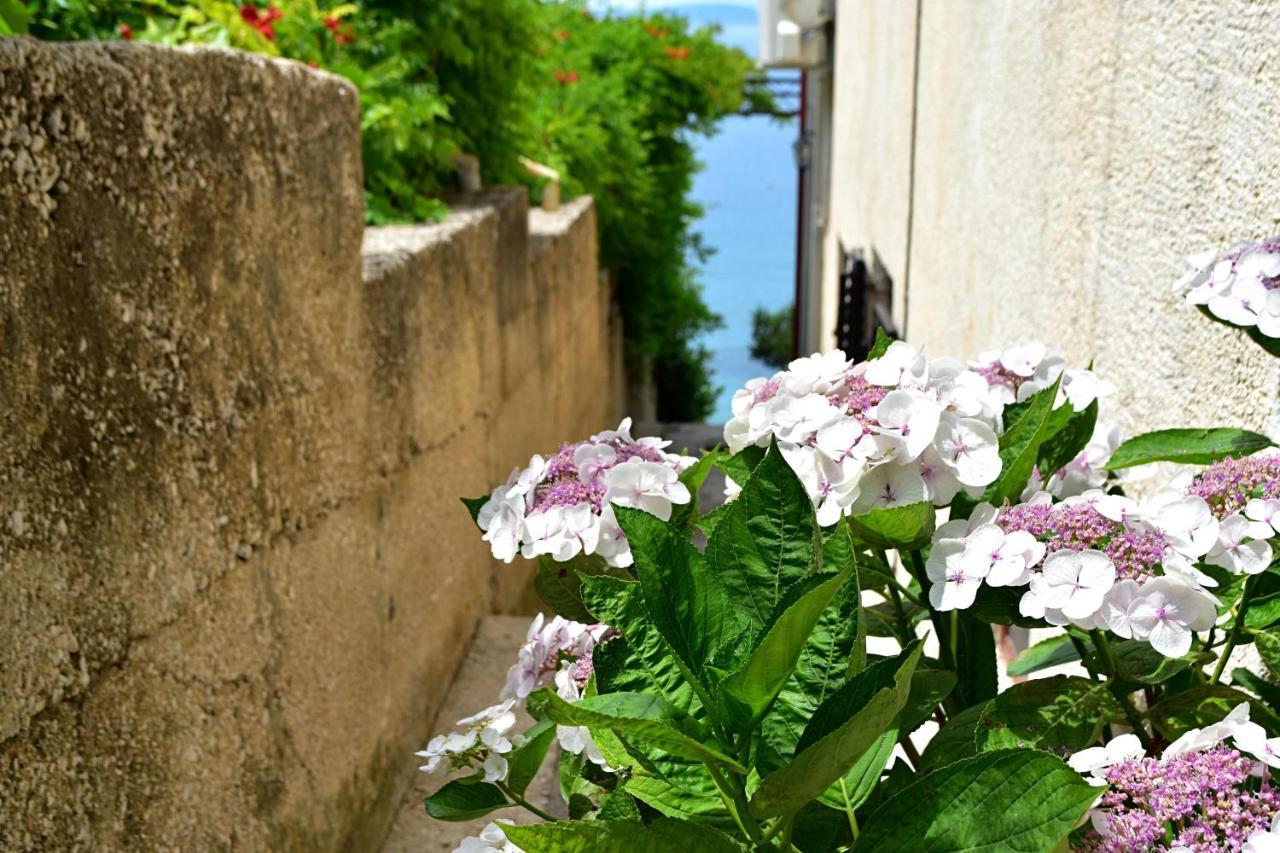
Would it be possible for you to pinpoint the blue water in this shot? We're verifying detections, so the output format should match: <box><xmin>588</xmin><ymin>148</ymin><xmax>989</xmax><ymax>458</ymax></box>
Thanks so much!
<box><xmin>676</xmin><ymin>4</ymin><xmax>798</xmax><ymax>420</ymax></box>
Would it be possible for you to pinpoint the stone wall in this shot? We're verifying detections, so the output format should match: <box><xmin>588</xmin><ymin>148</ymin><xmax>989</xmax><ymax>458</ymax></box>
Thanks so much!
<box><xmin>0</xmin><ymin>38</ymin><xmax>621</xmax><ymax>851</ymax></box>
<box><xmin>823</xmin><ymin>0</ymin><xmax>1280</xmax><ymax>437</ymax></box>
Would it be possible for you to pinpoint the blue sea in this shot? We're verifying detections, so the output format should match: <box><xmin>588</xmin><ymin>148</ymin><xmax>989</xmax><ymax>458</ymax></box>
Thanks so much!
<box><xmin>675</xmin><ymin>3</ymin><xmax>798</xmax><ymax>421</ymax></box>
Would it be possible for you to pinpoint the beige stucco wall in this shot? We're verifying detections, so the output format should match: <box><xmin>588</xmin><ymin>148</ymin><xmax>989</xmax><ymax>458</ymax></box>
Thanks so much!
<box><xmin>826</xmin><ymin>0</ymin><xmax>1280</xmax><ymax>436</ymax></box>
<box><xmin>0</xmin><ymin>38</ymin><xmax>619</xmax><ymax>851</ymax></box>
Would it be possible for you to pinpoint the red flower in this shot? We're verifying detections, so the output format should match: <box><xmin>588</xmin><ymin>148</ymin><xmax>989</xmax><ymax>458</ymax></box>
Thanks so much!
<box><xmin>323</xmin><ymin>15</ymin><xmax>339</xmax><ymax>31</ymax></box>
<box><xmin>118</xmin><ymin>23</ymin><xmax>134</xmax><ymax>40</ymax></box>
<box><xmin>239</xmin><ymin>5</ymin><xmax>281</xmax><ymax>42</ymax></box>
<box><xmin>645</xmin><ymin>23</ymin><xmax>669</xmax><ymax>38</ymax></box>
<box><xmin>553</xmin><ymin>70</ymin><xmax>580</xmax><ymax>85</ymax></box>
<box><xmin>307</xmin><ymin>61</ymin><xmax>319</xmax><ymax>69</ymax></box>
<box><xmin>554</xmin><ymin>29</ymin><xmax>569</xmax><ymax>42</ymax></box>
<box><xmin>665</xmin><ymin>45</ymin><xmax>690</xmax><ymax>60</ymax></box>
<box><xmin>323</xmin><ymin>14</ymin><xmax>355</xmax><ymax>44</ymax></box>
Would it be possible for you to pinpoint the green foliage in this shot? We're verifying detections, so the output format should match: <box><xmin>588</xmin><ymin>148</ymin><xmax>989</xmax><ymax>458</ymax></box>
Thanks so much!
<box><xmin>27</xmin><ymin>0</ymin><xmax>763</xmax><ymax>419</ymax></box>
<box><xmin>1103</xmin><ymin>427</ymin><xmax>1275</xmax><ymax>469</ymax></box>
<box><xmin>749</xmin><ymin>303</ymin><xmax>794</xmax><ymax>370</ymax></box>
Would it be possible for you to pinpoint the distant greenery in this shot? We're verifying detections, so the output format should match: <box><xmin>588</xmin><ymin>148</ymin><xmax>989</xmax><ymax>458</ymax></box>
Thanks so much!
<box><xmin>15</xmin><ymin>0</ymin><xmax>774</xmax><ymax>420</ymax></box>
<box><xmin>751</xmin><ymin>303</ymin><xmax>795</xmax><ymax>369</ymax></box>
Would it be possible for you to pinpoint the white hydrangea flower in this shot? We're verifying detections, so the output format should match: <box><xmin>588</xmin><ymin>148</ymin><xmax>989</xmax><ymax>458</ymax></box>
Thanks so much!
<box><xmin>416</xmin><ymin>699</ymin><xmax>519</xmax><ymax>782</ymax></box>
<box><xmin>1233</xmin><ymin>720</ymin><xmax>1280</xmax><ymax>770</ymax></box>
<box><xmin>501</xmin><ymin>613</ymin><xmax>608</xmax><ymax>702</ymax></box>
<box><xmin>1175</xmin><ymin>237</ymin><xmax>1280</xmax><ymax>338</ymax></box>
<box><xmin>1068</xmin><ymin>732</ymin><xmax>1145</xmax><ymax>780</ymax></box>
<box><xmin>1163</xmin><ymin>702</ymin><xmax>1251</xmax><ymax>758</ymax></box>
<box><xmin>1127</xmin><ymin>576</ymin><xmax>1217</xmax><ymax>658</ymax></box>
<box><xmin>552</xmin><ymin>664</ymin><xmax>612</xmax><ymax>771</ymax></box>
<box><xmin>455</xmin><ymin>822</ymin><xmax>523</xmax><ymax>853</ymax></box>
<box><xmin>603</xmin><ymin>459</ymin><xmax>691</xmax><ymax>522</ymax></box>
<box><xmin>1207</xmin><ymin>514</ymin><xmax>1274</xmax><ymax>575</ymax></box>
<box><xmin>1022</xmin><ymin>549</ymin><xmax>1115</xmax><ymax>623</ymax></box>
<box><xmin>924</xmin><ymin>538</ymin><xmax>986</xmax><ymax>611</ymax></box>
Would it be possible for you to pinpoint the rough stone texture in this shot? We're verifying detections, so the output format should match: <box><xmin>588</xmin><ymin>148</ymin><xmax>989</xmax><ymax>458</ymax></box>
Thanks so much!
<box><xmin>0</xmin><ymin>39</ymin><xmax>620</xmax><ymax>852</ymax></box>
<box><xmin>824</xmin><ymin>1</ymin><xmax>1280</xmax><ymax>437</ymax></box>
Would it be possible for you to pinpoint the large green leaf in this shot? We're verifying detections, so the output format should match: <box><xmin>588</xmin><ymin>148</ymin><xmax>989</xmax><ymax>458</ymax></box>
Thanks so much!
<box><xmin>423</xmin><ymin>777</ymin><xmax>508</xmax><ymax>821</ymax></box>
<box><xmin>588</xmin><ymin>730</ymin><xmax>726</xmax><ymax>820</ymax></box>
<box><xmin>759</xmin><ymin>558</ymin><xmax>863</xmax><ymax>772</ymax></box>
<box><xmin>975</xmin><ymin>676</ymin><xmax>1119</xmax><ymax>753</ymax></box>
<box><xmin>749</xmin><ymin>642</ymin><xmax>922</xmax><ymax>819</ymax></box>
<box><xmin>1256</xmin><ymin>630</ymin><xmax>1280</xmax><ymax>676</ymax></box>
<box><xmin>900</xmin><ymin>668</ymin><xmax>957</xmax><ymax>733</ymax></box>
<box><xmin>719</xmin><ymin>570</ymin><xmax>851</xmax><ymax>730</ymax></box>
<box><xmin>1007</xmin><ymin>634</ymin><xmax>1083</xmax><ymax>677</ymax></box>
<box><xmin>1246</xmin><ymin>591</ymin><xmax>1280</xmax><ymax>630</ymax></box>
<box><xmin>817</xmin><ymin>726</ymin><xmax>899</xmax><ymax>812</ymax></box>
<box><xmin>614</xmin><ymin>506</ymin><xmax>740</xmax><ymax>696</ymax></box>
<box><xmin>1084</xmin><ymin>638</ymin><xmax>1212</xmax><ymax>685</ymax></box>
<box><xmin>1148</xmin><ymin>685</ymin><xmax>1280</xmax><ymax>740</ymax></box>
<box><xmin>945</xmin><ymin>613</ymin><xmax>998</xmax><ymax>708</ymax></box>
<box><xmin>1103</xmin><ymin>427</ymin><xmax>1274</xmax><ymax>469</ymax></box>
<box><xmin>503</xmin><ymin>819</ymin><xmax>744</xmax><ymax>853</ymax></box>
<box><xmin>867</xmin><ymin>327</ymin><xmax>894</xmax><ymax>360</ymax></box>
<box><xmin>715</xmin><ymin>444</ymin><xmax>767</xmax><ymax>488</ymax></box>
<box><xmin>583</xmin><ymin>576</ymin><xmax>700</xmax><ymax>715</ymax></box>
<box><xmin>537</xmin><ymin>689</ymin><xmax>744</xmax><ymax>772</ymax></box>
<box><xmin>1232</xmin><ymin>668</ymin><xmax>1280</xmax><ymax>712</ymax></box>
<box><xmin>919</xmin><ymin>702</ymin><xmax>986</xmax><ymax>771</ymax></box>
<box><xmin>705</xmin><ymin>441</ymin><xmax>820</xmax><ymax>633</ymax></box>
<box><xmin>848</xmin><ymin>501</ymin><xmax>936</xmax><ymax>550</ymax></box>
<box><xmin>988</xmin><ymin>377</ymin><xmax>1062</xmax><ymax>506</ymax></box>
<box><xmin>1038</xmin><ymin>398</ymin><xmax>1098</xmax><ymax>476</ymax></box>
<box><xmin>535</xmin><ymin>553</ymin><xmax>629</xmax><ymax>622</ymax></box>
<box><xmin>506</xmin><ymin>720</ymin><xmax>557</xmax><ymax>796</ymax></box>
<box><xmin>850</xmin><ymin>749</ymin><xmax>1100</xmax><ymax>852</ymax></box>
<box><xmin>0</xmin><ymin>0</ymin><xmax>30</xmax><ymax>35</ymax></box>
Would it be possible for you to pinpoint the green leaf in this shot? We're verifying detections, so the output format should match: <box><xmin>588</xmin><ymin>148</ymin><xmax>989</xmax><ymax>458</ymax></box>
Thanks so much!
<box><xmin>821</xmin><ymin>522</ymin><xmax>859</xmax><ymax>574</ymax></box>
<box><xmin>1103</xmin><ymin>427</ymin><xmax>1274</xmax><ymax>469</ymax></box>
<box><xmin>583</xmin><ymin>576</ymin><xmax>700</xmax><ymax>714</ymax></box>
<box><xmin>503</xmin><ymin>819</ymin><xmax>744</xmax><ymax>853</ymax></box>
<box><xmin>976</xmin><ymin>676</ymin><xmax>1120</xmax><ymax>753</ymax></box>
<box><xmin>900</xmin><ymin>668</ymin><xmax>957</xmax><ymax>733</ymax></box>
<box><xmin>506</xmin><ymin>720</ymin><xmax>556</xmax><ymax>796</ymax></box>
<box><xmin>1038</xmin><ymin>398</ymin><xmax>1098</xmax><ymax>476</ymax></box>
<box><xmin>1256</xmin><ymin>630</ymin><xmax>1280</xmax><ymax>676</ymax></box>
<box><xmin>867</xmin><ymin>327</ymin><xmax>894</xmax><ymax>360</ymax></box>
<box><xmin>668</xmin><ymin>450</ymin><xmax>719</xmax><ymax>532</ymax></box>
<box><xmin>947</xmin><ymin>613</ymin><xmax>999</xmax><ymax>708</ymax></box>
<box><xmin>847</xmin><ymin>501</ymin><xmax>936</xmax><ymax>550</ymax></box>
<box><xmin>817</xmin><ymin>726</ymin><xmax>899</xmax><ymax>812</ymax></box>
<box><xmin>423</xmin><ymin>777</ymin><xmax>508</xmax><ymax>821</ymax></box>
<box><xmin>694</xmin><ymin>503</ymin><xmax>730</xmax><ymax>537</ymax></box>
<box><xmin>759</xmin><ymin>558</ymin><xmax>863</xmax><ymax>772</ymax></box>
<box><xmin>460</xmin><ymin>494</ymin><xmax>489</xmax><ymax>527</ymax></box>
<box><xmin>1084</xmin><ymin>639</ymin><xmax>1212</xmax><ymax>685</ymax></box>
<box><xmin>705</xmin><ymin>441</ymin><xmax>820</xmax><ymax>633</ymax></box>
<box><xmin>719</xmin><ymin>569</ymin><xmax>851</xmax><ymax>730</ymax></box>
<box><xmin>850</xmin><ymin>749</ymin><xmax>1100</xmax><ymax>852</ymax></box>
<box><xmin>988</xmin><ymin>377</ymin><xmax>1062</xmax><ymax>506</ymax></box>
<box><xmin>537</xmin><ymin>689</ymin><xmax>745</xmax><ymax>772</ymax></box>
<box><xmin>1231</xmin><ymin>668</ymin><xmax>1280</xmax><ymax>711</ymax></box>
<box><xmin>535</xmin><ymin>553</ymin><xmax>629</xmax><ymax>622</ymax></box>
<box><xmin>1008</xmin><ymin>634</ymin><xmax>1082</xmax><ymax>677</ymax></box>
<box><xmin>749</xmin><ymin>642</ymin><xmax>922</xmax><ymax>819</ymax></box>
<box><xmin>919</xmin><ymin>702</ymin><xmax>986</xmax><ymax>771</ymax></box>
<box><xmin>588</xmin><ymin>730</ymin><xmax>726</xmax><ymax>820</ymax></box>
<box><xmin>615</xmin><ymin>506</ymin><xmax>739</xmax><ymax>697</ymax></box>
<box><xmin>1246</xmin><ymin>591</ymin><xmax>1280</xmax><ymax>630</ymax></box>
<box><xmin>597</xmin><ymin>787</ymin><xmax>642</xmax><ymax>822</ymax></box>
<box><xmin>1148</xmin><ymin>685</ymin><xmax>1276</xmax><ymax>740</ymax></box>
<box><xmin>0</xmin><ymin>0</ymin><xmax>30</xmax><ymax>35</ymax></box>
<box><xmin>715</xmin><ymin>444</ymin><xmax>766</xmax><ymax>487</ymax></box>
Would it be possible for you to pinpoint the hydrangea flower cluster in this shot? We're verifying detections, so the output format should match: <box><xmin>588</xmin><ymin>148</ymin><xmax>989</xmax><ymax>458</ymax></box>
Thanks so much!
<box><xmin>927</xmin><ymin>487</ymin><xmax>1234</xmax><ymax>656</ymax></box>
<box><xmin>500</xmin><ymin>614</ymin><xmax>609</xmax><ymax>702</ymax></box>
<box><xmin>476</xmin><ymin>418</ymin><xmax>695</xmax><ymax>567</ymax></box>
<box><xmin>415</xmin><ymin>700</ymin><xmax>519</xmax><ymax>784</ymax></box>
<box><xmin>1174</xmin><ymin>237</ymin><xmax>1280</xmax><ymax>337</ymax></box>
<box><xmin>1068</xmin><ymin>704</ymin><xmax>1280</xmax><ymax>852</ymax></box>
<box><xmin>723</xmin><ymin>342</ymin><xmax>1112</xmax><ymax>526</ymax></box>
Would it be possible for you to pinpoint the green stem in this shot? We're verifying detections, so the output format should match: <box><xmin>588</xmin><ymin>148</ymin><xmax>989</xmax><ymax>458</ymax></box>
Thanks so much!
<box><xmin>778</xmin><ymin>815</ymin><xmax>795</xmax><ymax>851</ymax></box>
<box><xmin>838</xmin><ymin>779</ymin><xmax>859</xmax><ymax>840</ymax></box>
<box><xmin>949</xmin><ymin>610</ymin><xmax>959</xmax><ymax>669</ymax></box>
<box><xmin>1091</xmin><ymin>630</ymin><xmax>1151</xmax><ymax>749</ymax></box>
<box><xmin>707</xmin><ymin>762</ymin><xmax>765</xmax><ymax>845</ymax></box>
<box><xmin>1211</xmin><ymin>574</ymin><xmax>1258</xmax><ymax>685</ymax></box>
<box><xmin>496</xmin><ymin>781</ymin><xmax>558</xmax><ymax>822</ymax></box>
<box><xmin>1069</xmin><ymin>633</ymin><xmax>1102</xmax><ymax>683</ymax></box>
<box><xmin>886</xmin><ymin>583</ymin><xmax>916</xmax><ymax>648</ymax></box>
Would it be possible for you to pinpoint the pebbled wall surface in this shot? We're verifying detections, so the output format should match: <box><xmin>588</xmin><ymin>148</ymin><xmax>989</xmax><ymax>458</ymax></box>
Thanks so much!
<box><xmin>824</xmin><ymin>0</ymin><xmax>1280</xmax><ymax>437</ymax></box>
<box><xmin>0</xmin><ymin>38</ymin><xmax>620</xmax><ymax>851</ymax></box>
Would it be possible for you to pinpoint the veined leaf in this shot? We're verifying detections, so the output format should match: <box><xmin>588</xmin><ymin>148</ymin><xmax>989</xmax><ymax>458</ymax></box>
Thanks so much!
<box><xmin>1256</xmin><ymin>630</ymin><xmax>1280</xmax><ymax>676</ymax></box>
<box><xmin>503</xmin><ymin>819</ymin><xmax>744</xmax><ymax>853</ymax></box>
<box><xmin>749</xmin><ymin>642</ymin><xmax>922</xmax><ymax>818</ymax></box>
<box><xmin>816</xmin><ymin>726</ymin><xmax>898</xmax><ymax>813</ymax></box>
<box><xmin>537</xmin><ymin>689</ymin><xmax>745</xmax><ymax>772</ymax></box>
<box><xmin>900</xmin><ymin>668</ymin><xmax>957</xmax><ymax>733</ymax></box>
<box><xmin>919</xmin><ymin>701</ymin><xmax>986</xmax><ymax>771</ymax></box>
<box><xmin>1103</xmin><ymin>427</ymin><xmax>1274</xmax><ymax>469</ymax></box>
<box><xmin>535</xmin><ymin>553</ymin><xmax>629</xmax><ymax>623</ymax></box>
<box><xmin>1038</xmin><ymin>398</ymin><xmax>1098</xmax><ymax>477</ymax></box>
<box><xmin>989</xmin><ymin>377</ymin><xmax>1062</xmax><ymax>506</ymax></box>
<box><xmin>615</xmin><ymin>506</ymin><xmax>740</xmax><ymax>698</ymax></box>
<box><xmin>1008</xmin><ymin>634</ymin><xmax>1082</xmax><ymax>677</ymax></box>
<box><xmin>506</xmin><ymin>720</ymin><xmax>557</xmax><ymax>796</ymax></box>
<box><xmin>705</xmin><ymin>440</ymin><xmax>820</xmax><ymax>633</ymax></box>
<box><xmin>668</xmin><ymin>449</ymin><xmax>720</xmax><ymax>532</ymax></box>
<box><xmin>976</xmin><ymin>676</ymin><xmax>1119</xmax><ymax>753</ymax></box>
<box><xmin>848</xmin><ymin>501</ymin><xmax>935</xmax><ymax>550</ymax></box>
<box><xmin>715</xmin><ymin>444</ymin><xmax>766</xmax><ymax>487</ymax></box>
<box><xmin>1148</xmin><ymin>685</ymin><xmax>1280</xmax><ymax>739</ymax></box>
<box><xmin>1084</xmin><ymin>638</ymin><xmax>1212</xmax><ymax>685</ymax></box>
<box><xmin>424</xmin><ymin>777</ymin><xmax>508</xmax><ymax>821</ymax></box>
<box><xmin>850</xmin><ymin>749</ymin><xmax>1100</xmax><ymax>852</ymax></box>
<box><xmin>719</xmin><ymin>569</ymin><xmax>851</xmax><ymax>731</ymax></box>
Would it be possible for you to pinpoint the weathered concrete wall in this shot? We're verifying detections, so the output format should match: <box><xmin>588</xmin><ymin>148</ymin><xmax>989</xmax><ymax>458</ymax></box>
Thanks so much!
<box><xmin>825</xmin><ymin>0</ymin><xmax>1280</xmax><ymax>436</ymax></box>
<box><xmin>0</xmin><ymin>38</ymin><xmax>620</xmax><ymax>852</ymax></box>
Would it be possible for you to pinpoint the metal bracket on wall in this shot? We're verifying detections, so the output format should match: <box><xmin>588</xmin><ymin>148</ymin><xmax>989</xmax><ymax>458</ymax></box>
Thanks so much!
<box><xmin>835</xmin><ymin>245</ymin><xmax>897</xmax><ymax>360</ymax></box>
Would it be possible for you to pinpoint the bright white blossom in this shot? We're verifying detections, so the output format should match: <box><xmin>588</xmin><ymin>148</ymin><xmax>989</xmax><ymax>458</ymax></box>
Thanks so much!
<box><xmin>416</xmin><ymin>699</ymin><xmax>519</xmax><ymax>782</ymax></box>
<box><xmin>1021</xmin><ymin>549</ymin><xmax>1116</xmax><ymax>624</ymax></box>
<box><xmin>501</xmin><ymin>614</ymin><xmax>608</xmax><ymax>702</ymax></box>
<box><xmin>1207</xmin><ymin>513</ymin><xmax>1275</xmax><ymax>575</ymax></box>
<box><xmin>456</xmin><ymin>822</ymin><xmax>523</xmax><ymax>853</ymax></box>
<box><xmin>1244</xmin><ymin>813</ymin><xmax>1280</xmax><ymax>853</ymax></box>
<box><xmin>1233</xmin><ymin>720</ymin><xmax>1280</xmax><ymax>770</ymax></box>
<box><xmin>1067</xmin><ymin>732</ymin><xmax>1145</xmax><ymax>780</ymax></box>
<box><xmin>476</xmin><ymin>419</ymin><xmax>694</xmax><ymax>568</ymax></box>
<box><xmin>970</xmin><ymin>342</ymin><xmax>1114</xmax><ymax>419</ymax></box>
<box><xmin>1174</xmin><ymin>237</ymin><xmax>1280</xmax><ymax>337</ymax></box>
<box><xmin>552</xmin><ymin>663</ymin><xmax>612</xmax><ymax>771</ymax></box>
<box><xmin>925</xmin><ymin>538</ymin><xmax>987</xmax><ymax>611</ymax></box>
<box><xmin>1127</xmin><ymin>576</ymin><xmax>1217</xmax><ymax>658</ymax></box>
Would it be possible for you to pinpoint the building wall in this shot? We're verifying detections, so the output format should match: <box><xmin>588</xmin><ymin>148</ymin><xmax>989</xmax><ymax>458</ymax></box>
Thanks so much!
<box><xmin>824</xmin><ymin>0</ymin><xmax>1280</xmax><ymax>437</ymax></box>
<box><xmin>0</xmin><ymin>38</ymin><xmax>620</xmax><ymax>851</ymax></box>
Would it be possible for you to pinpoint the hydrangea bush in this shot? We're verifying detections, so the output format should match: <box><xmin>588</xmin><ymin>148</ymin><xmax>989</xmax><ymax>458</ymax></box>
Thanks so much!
<box><xmin>423</xmin><ymin>323</ymin><xmax>1280</xmax><ymax>851</ymax></box>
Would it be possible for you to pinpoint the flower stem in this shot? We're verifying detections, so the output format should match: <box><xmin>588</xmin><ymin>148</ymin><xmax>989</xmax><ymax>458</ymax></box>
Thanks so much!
<box><xmin>1090</xmin><ymin>629</ymin><xmax>1151</xmax><ymax>749</ymax></box>
<box><xmin>706</xmin><ymin>761</ymin><xmax>764</xmax><ymax>845</ymax></box>
<box><xmin>1211</xmin><ymin>574</ymin><xmax>1259</xmax><ymax>685</ymax></box>
<box><xmin>838</xmin><ymin>779</ymin><xmax>859</xmax><ymax>840</ymax></box>
<box><xmin>496</xmin><ymin>781</ymin><xmax>558</xmax><ymax>822</ymax></box>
